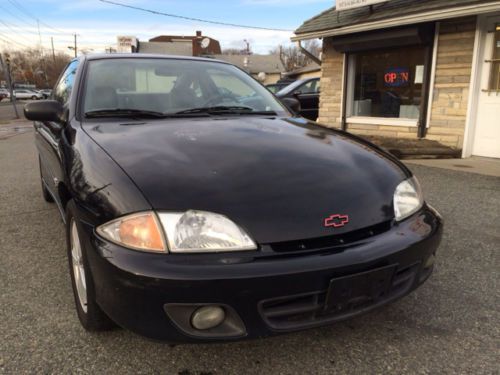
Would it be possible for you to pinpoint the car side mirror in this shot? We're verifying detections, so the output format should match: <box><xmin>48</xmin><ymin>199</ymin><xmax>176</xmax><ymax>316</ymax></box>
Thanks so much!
<box><xmin>24</xmin><ymin>100</ymin><xmax>64</xmax><ymax>122</ymax></box>
<box><xmin>293</xmin><ymin>90</ymin><xmax>301</xmax><ymax>97</ymax></box>
<box><xmin>281</xmin><ymin>97</ymin><xmax>301</xmax><ymax>114</ymax></box>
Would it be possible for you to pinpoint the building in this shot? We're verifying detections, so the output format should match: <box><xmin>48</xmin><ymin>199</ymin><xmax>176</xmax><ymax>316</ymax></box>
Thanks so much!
<box><xmin>117</xmin><ymin>31</ymin><xmax>221</xmax><ymax>56</ymax></box>
<box><xmin>293</xmin><ymin>0</ymin><xmax>500</xmax><ymax>158</ymax></box>
<box><xmin>214</xmin><ymin>54</ymin><xmax>285</xmax><ymax>84</ymax></box>
<box><xmin>283</xmin><ymin>62</ymin><xmax>321</xmax><ymax>80</ymax></box>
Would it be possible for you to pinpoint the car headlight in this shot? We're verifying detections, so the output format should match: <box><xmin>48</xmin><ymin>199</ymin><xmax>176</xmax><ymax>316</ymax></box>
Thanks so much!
<box><xmin>393</xmin><ymin>176</ymin><xmax>424</xmax><ymax>221</ymax></box>
<box><xmin>158</xmin><ymin>210</ymin><xmax>257</xmax><ymax>253</ymax></box>
<box><xmin>96</xmin><ymin>212</ymin><xmax>167</xmax><ymax>252</ymax></box>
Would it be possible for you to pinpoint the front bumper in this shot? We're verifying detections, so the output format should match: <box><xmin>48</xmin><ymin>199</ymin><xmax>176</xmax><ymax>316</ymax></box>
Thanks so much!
<box><xmin>79</xmin><ymin>206</ymin><xmax>442</xmax><ymax>342</ymax></box>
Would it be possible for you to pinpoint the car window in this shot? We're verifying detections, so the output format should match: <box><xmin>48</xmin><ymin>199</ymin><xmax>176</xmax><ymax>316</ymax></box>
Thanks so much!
<box><xmin>82</xmin><ymin>58</ymin><xmax>288</xmax><ymax>116</ymax></box>
<box><xmin>297</xmin><ymin>79</ymin><xmax>319</xmax><ymax>94</ymax></box>
<box><xmin>54</xmin><ymin>60</ymin><xmax>79</xmax><ymax>105</ymax></box>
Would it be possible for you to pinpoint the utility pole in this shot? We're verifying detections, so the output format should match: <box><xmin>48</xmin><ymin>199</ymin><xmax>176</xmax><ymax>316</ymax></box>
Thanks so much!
<box><xmin>51</xmin><ymin>37</ymin><xmax>56</xmax><ymax>63</ymax></box>
<box><xmin>73</xmin><ymin>34</ymin><xmax>77</xmax><ymax>58</ymax></box>
<box><xmin>0</xmin><ymin>53</ymin><xmax>19</xmax><ymax>119</ymax></box>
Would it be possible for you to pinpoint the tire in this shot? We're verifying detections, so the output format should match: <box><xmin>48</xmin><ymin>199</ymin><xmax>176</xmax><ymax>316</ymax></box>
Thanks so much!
<box><xmin>66</xmin><ymin>200</ymin><xmax>115</xmax><ymax>331</ymax></box>
<box><xmin>31</xmin><ymin>96</ymin><xmax>37</xmax><ymax>100</ymax></box>
<box><xmin>39</xmin><ymin>156</ymin><xmax>54</xmax><ymax>203</ymax></box>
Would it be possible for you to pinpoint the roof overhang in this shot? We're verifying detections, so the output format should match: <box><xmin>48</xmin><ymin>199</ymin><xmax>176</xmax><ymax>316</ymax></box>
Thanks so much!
<box><xmin>292</xmin><ymin>1</ymin><xmax>500</xmax><ymax>41</ymax></box>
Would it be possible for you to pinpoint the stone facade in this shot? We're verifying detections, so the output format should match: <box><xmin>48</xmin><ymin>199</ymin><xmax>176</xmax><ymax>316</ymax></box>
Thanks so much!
<box><xmin>316</xmin><ymin>41</ymin><xmax>344</xmax><ymax>128</ymax></box>
<box><xmin>426</xmin><ymin>16</ymin><xmax>476</xmax><ymax>148</ymax></box>
<box><xmin>316</xmin><ymin>16</ymin><xmax>477</xmax><ymax>150</ymax></box>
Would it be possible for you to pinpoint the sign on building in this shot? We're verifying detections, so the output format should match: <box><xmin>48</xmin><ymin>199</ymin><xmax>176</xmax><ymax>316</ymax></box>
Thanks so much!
<box><xmin>337</xmin><ymin>0</ymin><xmax>388</xmax><ymax>11</ymax></box>
<box><xmin>117</xmin><ymin>36</ymin><xmax>138</xmax><ymax>53</ymax></box>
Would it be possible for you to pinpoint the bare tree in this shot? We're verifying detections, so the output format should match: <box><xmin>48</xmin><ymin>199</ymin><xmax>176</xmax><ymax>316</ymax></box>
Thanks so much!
<box><xmin>270</xmin><ymin>39</ymin><xmax>321</xmax><ymax>72</ymax></box>
<box><xmin>1</xmin><ymin>48</ymin><xmax>71</xmax><ymax>89</ymax></box>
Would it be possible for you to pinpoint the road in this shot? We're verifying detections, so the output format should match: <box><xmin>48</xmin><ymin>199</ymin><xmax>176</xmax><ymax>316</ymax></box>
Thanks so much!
<box><xmin>0</xmin><ymin>131</ymin><xmax>499</xmax><ymax>374</ymax></box>
<box><xmin>0</xmin><ymin>100</ymin><xmax>26</xmax><ymax>122</ymax></box>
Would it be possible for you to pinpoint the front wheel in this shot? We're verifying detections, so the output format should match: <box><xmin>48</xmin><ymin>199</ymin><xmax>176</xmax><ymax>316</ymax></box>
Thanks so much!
<box><xmin>66</xmin><ymin>201</ymin><xmax>115</xmax><ymax>331</ymax></box>
<box><xmin>31</xmin><ymin>96</ymin><xmax>38</xmax><ymax>100</ymax></box>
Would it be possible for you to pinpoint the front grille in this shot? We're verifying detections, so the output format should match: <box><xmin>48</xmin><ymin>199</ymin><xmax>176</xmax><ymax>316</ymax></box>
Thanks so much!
<box><xmin>267</xmin><ymin>221</ymin><xmax>392</xmax><ymax>253</ymax></box>
<box><xmin>259</xmin><ymin>263</ymin><xmax>419</xmax><ymax>331</ymax></box>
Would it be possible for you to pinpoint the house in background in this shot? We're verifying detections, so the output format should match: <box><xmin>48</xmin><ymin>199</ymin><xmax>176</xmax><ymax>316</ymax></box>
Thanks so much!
<box><xmin>283</xmin><ymin>62</ymin><xmax>321</xmax><ymax>81</ymax></box>
<box><xmin>213</xmin><ymin>54</ymin><xmax>285</xmax><ymax>84</ymax></box>
<box><xmin>117</xmin><ymin>31</ymin><xmax>221</xmax><ymax>56</ymax></box>
<box><xmin>116</xmin><ymin>34</ymin><xmax>284</xmax><ymax>85</ymax></box>
<box><xmin>293</xmin><ymin>0</ymin><xmax>500</xmax><ymax>158</ymax></box>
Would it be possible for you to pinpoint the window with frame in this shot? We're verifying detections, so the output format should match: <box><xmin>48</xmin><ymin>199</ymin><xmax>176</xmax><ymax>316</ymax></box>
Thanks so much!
<box><xmin>297</xmin><ymin>79</ymin><xmax>320</xmax><ymax>94</ymax></box>
<box><xmin>487</xmin><ymin>24</ymin><xmax>500</xmax><ymax>92</ymax></box>
<box><xmin>349</xmin><ymin>46</ymin><xmax>427</xmax><ymax>120</ymax></box>
<box><xmin>54</xmin><ymin>60</ymin><xmax>79</xmax><ymax>104</ymax></box>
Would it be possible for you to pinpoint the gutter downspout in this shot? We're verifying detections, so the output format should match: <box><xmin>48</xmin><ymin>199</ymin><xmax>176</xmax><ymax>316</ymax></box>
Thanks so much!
<box><xmin>341</xmin><ymin>53</ymin><xmax>348</xmax><ymax>131</ymax></box>
<box><xmin>297</xmin><ymin>41</ymin><xmax>322</xmax><ymax>65</ymax></box>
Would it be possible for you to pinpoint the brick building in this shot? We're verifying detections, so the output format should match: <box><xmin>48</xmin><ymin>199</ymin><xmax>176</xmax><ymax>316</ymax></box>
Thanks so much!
<box><xmin>117</xmin><ymin>31</ymin><xmax>221</xmax><ymax>56</ymax></box>
<box><xmin>293</xmin><ymin>0</ymin><xmax>500</xmax><ymax>158</ymax></box>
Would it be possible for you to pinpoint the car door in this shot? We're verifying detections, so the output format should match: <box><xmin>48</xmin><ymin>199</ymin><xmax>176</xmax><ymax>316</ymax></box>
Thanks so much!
<box><xmin>15</xmin><ymin>90</ymin><xmax>26</xmax><ymax>99</ymax></box>
<box><xmin>35</xmin><ymin>60</ymin><xmax>78</xmax><ymax>207</ymax></box>
<box><xmin>294</xmin><ymin>78</ymin><xmax>320</xmax><ymax>121</ymax></box>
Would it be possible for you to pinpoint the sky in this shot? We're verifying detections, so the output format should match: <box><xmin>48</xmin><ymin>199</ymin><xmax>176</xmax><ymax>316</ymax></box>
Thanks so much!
<box><xmin>0</xmin><ymin>0</ymin><xmax>333</xmax><ymax>55</ymax></box>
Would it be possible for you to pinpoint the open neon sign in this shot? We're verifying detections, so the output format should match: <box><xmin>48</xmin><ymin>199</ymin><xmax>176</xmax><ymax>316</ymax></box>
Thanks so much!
<box><xmin>384</xmin><ymin>67</ymin><xmax>410</xmax><ymax>87</ymax></box>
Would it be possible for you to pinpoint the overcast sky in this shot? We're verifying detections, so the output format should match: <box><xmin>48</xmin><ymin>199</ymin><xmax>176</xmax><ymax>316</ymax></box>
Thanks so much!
<box><xmin>0</xmin><ymin>0</ymin><xmax>333</xmax><ymax>55</ymax></box>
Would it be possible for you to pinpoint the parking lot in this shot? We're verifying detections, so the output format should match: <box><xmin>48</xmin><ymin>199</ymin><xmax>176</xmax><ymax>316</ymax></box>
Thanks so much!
<box><xmin>0</xmin><ymin>128</ymin><xmax>499</xmax><ymax>374</ymax></box>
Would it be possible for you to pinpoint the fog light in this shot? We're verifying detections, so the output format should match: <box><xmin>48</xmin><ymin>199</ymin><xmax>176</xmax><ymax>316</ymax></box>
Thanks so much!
<box><xmin>191</xmin><ymin>306</ymin><xmax>226</xmax><ymax>330</ymax></box>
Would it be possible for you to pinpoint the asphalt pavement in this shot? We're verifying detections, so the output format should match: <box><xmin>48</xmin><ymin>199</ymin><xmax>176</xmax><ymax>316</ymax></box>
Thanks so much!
<box><xmin>0</xmin><ymin>130</ymin><xmax>499</xmax><ymax>374</ymax></box>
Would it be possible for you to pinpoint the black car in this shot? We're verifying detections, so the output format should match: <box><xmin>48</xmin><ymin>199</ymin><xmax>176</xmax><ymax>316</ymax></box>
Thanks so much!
<box><xmin>276</xmin><ymin>77</ymin><xmax>320</xmax><ymax>121</ymax></box>
<box><xmin>265</xmin><ymin>82</ymin><xmax>291</xmax><ymax>94</ymax></box>
<box><xmin>24</xmin><ymin>54</ymin><xmax>442</xmax><ymax>343</ymax></box>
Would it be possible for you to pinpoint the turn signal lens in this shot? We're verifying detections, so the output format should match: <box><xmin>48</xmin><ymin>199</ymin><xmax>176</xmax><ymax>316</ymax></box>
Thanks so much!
<box><xmin>97</xmin><ymin>212</ymin><xmax>166</xmax><ymax>252</ymax></box>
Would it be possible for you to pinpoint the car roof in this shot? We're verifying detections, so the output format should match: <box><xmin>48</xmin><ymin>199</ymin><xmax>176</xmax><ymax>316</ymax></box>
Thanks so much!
<box><xmin>79</xmin><ymin>53</ymin><xmax>233</xmax><ymax>66</ymax></box>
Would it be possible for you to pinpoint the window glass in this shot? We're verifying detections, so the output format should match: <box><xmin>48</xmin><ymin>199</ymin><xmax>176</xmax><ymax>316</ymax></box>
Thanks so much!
<box><xmin>54</xmin><ymin>60</ymin><xmax>79</xmax><ymax>104</ymax></box>
<box><xmin>351</xmin><ymin>46</ymin><xmax>426</xmax><ymax>119</ymax></box>
<box><xmin>297</xmin><ymin>79</ymin><xmax>319</xmax><ymax>94</ymax></box>
<box><xmin>83</xmin><ymin>58</ymin><xmax>287</xmax><ymax>115</ymax></box>
<box><xmin>488</xmin><ymin>24</ymin><xmax>500</xmax><ymax>91</ymax></box>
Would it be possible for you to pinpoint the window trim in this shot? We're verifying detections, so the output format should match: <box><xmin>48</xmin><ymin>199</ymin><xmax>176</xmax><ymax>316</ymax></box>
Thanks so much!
<box><xmin>343</xmin><ymin>36</ymin><xmax>435</xmax><ymax>133</ymax></box>
<box><xmin>346</xmin><ymin>116</ymin><xmax>418</xmax><ymax>127</ymax></box>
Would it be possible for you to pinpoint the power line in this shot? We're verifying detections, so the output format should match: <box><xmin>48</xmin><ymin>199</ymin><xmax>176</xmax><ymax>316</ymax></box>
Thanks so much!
<box><xmin>0</xmin><ymin>3</ymin><xmax>38</xmax><ymax>30</ymax></box>
<box><xmin>99</xmin><ymin>0</ymin><xmax>293</xmax><ymax>32</ymax></box>
<box><xmin>6</xmin><ymin>0</ymin><xmax>70</xmax><ymax>35</ymax></box>
<box><xmin>0</xmin><ymin>33</ymin><xmax>31</xmax><ymax>49</ymax></box>
<box><xmin>0</xmin><ymin>19</ymin><xmax>38</xmax><ymax>44</ymax></box>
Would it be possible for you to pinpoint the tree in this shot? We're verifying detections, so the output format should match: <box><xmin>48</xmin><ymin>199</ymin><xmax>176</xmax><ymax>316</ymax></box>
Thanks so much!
<box><xmin>1</xmin><ymin>48</ymin><xmax>71</xmax><ymax>88</ymax></box>
<box><xmin>269</xmin><ymin>39</ymin><xmax>321</xmax><ymax>72</ymax></box>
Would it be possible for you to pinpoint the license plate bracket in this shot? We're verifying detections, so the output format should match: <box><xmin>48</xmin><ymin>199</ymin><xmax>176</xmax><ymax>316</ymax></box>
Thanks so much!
<box><xmin>324</xmin><ymin>265</ymin><xmax>397</xmax><ymax>312</ymax></box>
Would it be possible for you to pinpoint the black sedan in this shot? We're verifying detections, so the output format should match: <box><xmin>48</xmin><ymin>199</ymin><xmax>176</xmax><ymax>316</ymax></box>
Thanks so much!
<box><xmin>24</xmin><ymin>54</ymin><xmax>442</xmax><ymax>343</ymax></box>
<box><xmin>276</xmin><ymin>77</ymin><xmax>320</xmax><ymax>121</ymax></box>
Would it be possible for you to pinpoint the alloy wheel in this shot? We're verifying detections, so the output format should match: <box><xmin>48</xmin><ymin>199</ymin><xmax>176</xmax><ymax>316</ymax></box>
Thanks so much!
<box><xmin>70</xmin><ymin>220</ymin><xmax>88</xmax><ymax>313</ymax></box>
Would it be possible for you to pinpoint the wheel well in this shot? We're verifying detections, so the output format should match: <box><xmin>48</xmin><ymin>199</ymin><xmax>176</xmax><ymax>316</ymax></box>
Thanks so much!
<box><xmin>57</xmin><ymin>183</ymin><xmax>72</xmax><ymax>210</ymax></box>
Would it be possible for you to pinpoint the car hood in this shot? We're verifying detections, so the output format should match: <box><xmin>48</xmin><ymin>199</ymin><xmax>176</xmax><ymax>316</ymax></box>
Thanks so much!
<box><xmin>83</xmin><ymin>116</ymin><xmax>408</xmax><ymax>244</ymax></box>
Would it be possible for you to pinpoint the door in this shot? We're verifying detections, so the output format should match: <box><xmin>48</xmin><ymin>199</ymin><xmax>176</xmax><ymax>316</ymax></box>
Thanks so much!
<box><xmin>473</xmin><ymin>16</ymin><xmax>500</xmax><ymax>158</ymax></box>
<box><xmin>295</xmin><ymin>78</ymin><xmax>320</xmax><ymax>121</ymax></box>
<box><xmin>35</xmin><ymin>59</ymin><xmax>78</xmax><ymax>203</ymax></box>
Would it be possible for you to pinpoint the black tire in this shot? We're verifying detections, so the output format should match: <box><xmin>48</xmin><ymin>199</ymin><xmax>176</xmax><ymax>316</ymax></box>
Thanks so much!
<box><xmin>31</xmin><ymin>96</ymin><xmax>37</xmax><ymax>100</ymax></box>
<box><xmin>39</xmin><ymin>156</ymin><xmax>54</xmax><ymax>203</ymax></box>
<box><xmin>66</xmin><ymin>200</ymin><xmax>115</xmax><ymax>331</ymax></box>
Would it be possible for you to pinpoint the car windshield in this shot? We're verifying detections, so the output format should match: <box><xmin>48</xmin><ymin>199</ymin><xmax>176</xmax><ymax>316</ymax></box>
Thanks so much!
<box><xmin>83</xmin><ymin>58</ymin><xmax>288</xmax><ymax>117</ymax></box>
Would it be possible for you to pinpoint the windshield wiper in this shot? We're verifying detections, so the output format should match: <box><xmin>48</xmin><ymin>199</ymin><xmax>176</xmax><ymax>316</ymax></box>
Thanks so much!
<box><xmin>174</xmin><ymin>106</ymin><xmax>277</xmax><ymax>116</ymax></box>
<box><xmin>85</xmin><ymin>108</ymin><xmax>167</xmax><ymax>119</ymax></box>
